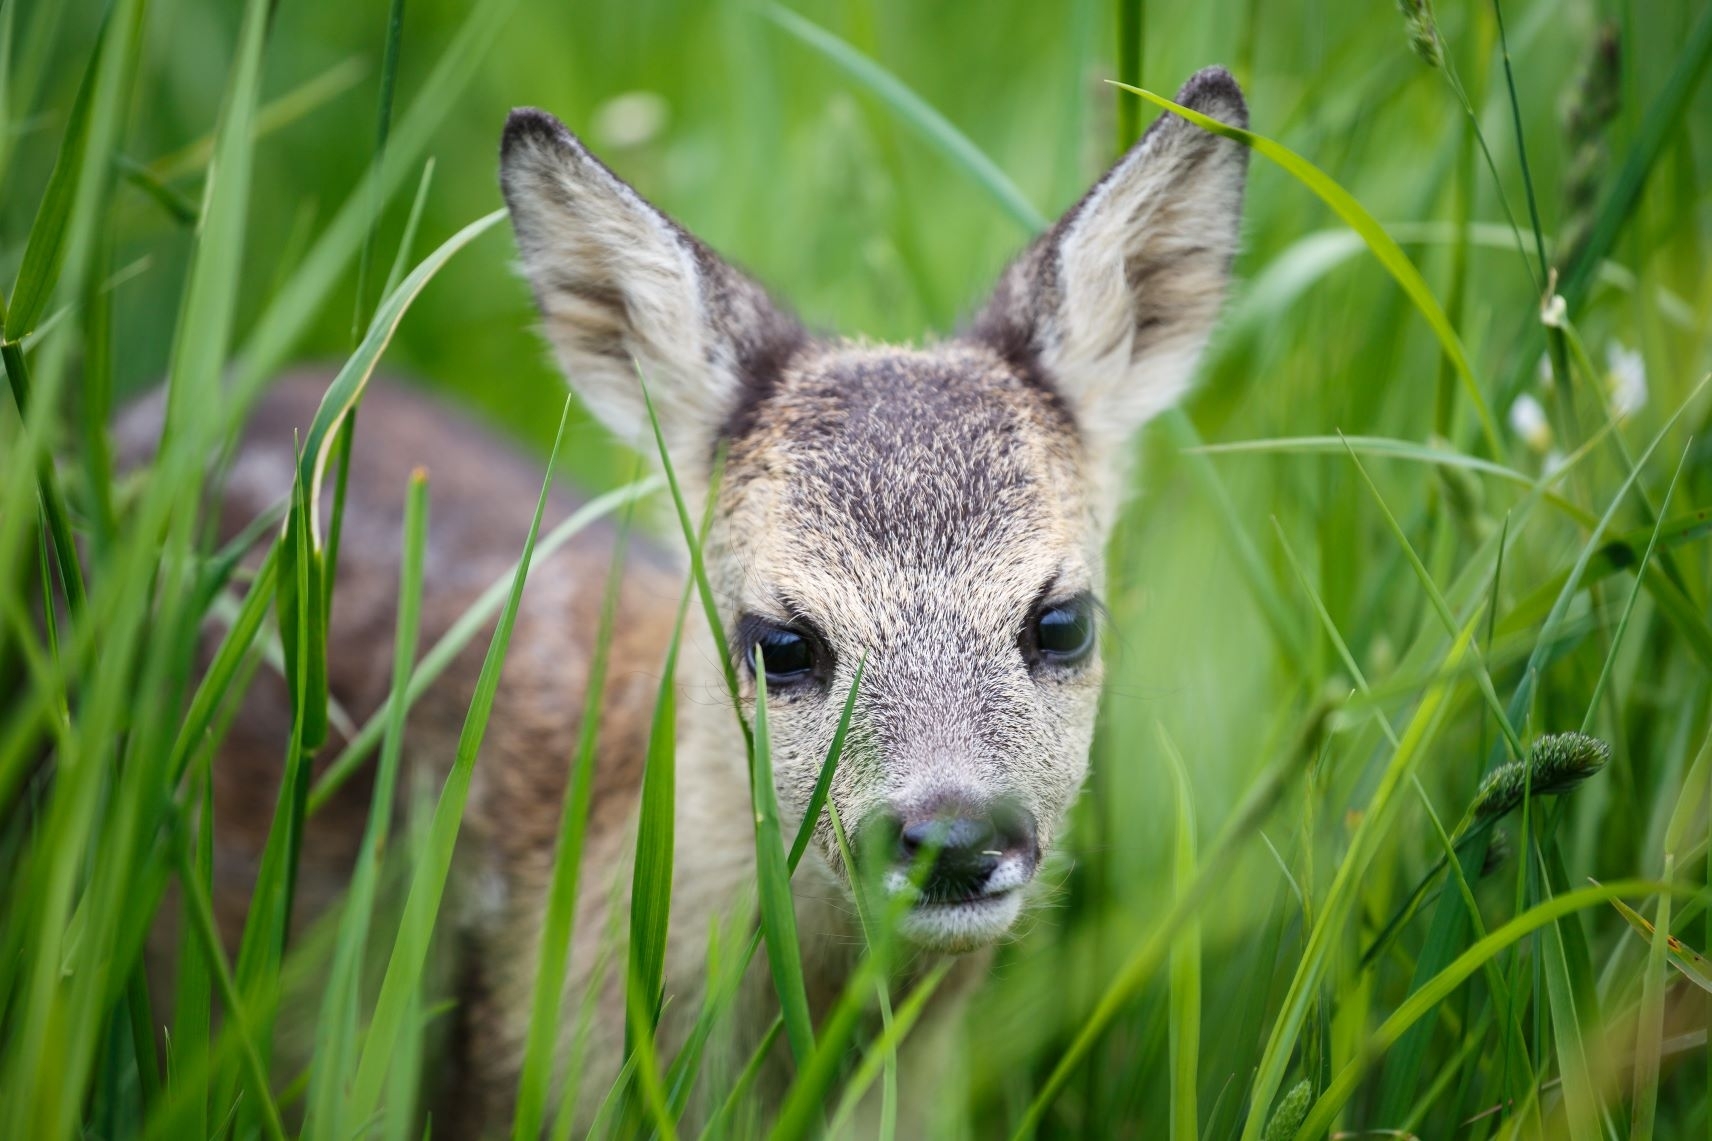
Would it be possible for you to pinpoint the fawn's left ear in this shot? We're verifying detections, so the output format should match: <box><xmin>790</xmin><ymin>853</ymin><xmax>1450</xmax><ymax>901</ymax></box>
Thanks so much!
<box><xmin>971</xmin><ymin>67</ymin><xmax>1249</xmax><ymax>458</ymax></box>
<box><xmin>500</xmin><ymin>108</ymin><xmax>802</xmax><ymax>464</ymax></box>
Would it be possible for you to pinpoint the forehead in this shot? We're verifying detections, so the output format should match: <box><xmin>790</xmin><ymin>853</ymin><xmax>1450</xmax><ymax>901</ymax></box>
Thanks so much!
<box><xmin>723</xmin><ymin>342</ymin><xmax>1086</xmax><ymax>594</ymax></box>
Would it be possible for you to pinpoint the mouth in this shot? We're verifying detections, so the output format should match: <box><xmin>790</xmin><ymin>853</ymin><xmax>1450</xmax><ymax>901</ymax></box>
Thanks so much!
<box><xmin>895</xmin><ymin>888</ymin><xmax>1025</xmax><ymax>952</ymax></box>
<box><xmin>880</xmin><ymin>863</ymin><xmax>1031</xmax><ymax>953</ymax></box>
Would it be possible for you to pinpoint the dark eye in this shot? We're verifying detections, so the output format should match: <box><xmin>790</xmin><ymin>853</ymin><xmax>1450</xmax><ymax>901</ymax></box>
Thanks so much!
<box><xmin>1027</xmin><ymin>596</ymin><xmax>1096</xmax><ymax>667</ymax></box>
<box><xmin>741</xmin><ymin>619</ymin><xmax>823</xmax><ymax>687</ymax></box>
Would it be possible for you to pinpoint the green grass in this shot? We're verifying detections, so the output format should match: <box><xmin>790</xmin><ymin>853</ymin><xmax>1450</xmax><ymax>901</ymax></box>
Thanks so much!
<box><xmin>3</xmin><ymin>0</ymin><xmax>1711</xmax><ymax>1137</ymax></box>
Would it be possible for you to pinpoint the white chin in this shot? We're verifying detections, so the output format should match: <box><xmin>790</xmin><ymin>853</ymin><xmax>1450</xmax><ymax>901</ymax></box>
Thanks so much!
<box><xmin>895</xmin><ymin>891</ymin><xmax>1024</xmax><ymax>953</ymax></box>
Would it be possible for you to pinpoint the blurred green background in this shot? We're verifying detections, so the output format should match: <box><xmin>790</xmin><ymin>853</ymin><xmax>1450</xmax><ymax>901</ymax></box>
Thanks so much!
<box><xmin>4</xmin><ymin>0</ymin><xmax>1710</xmax><ymax>1133</ymax></box>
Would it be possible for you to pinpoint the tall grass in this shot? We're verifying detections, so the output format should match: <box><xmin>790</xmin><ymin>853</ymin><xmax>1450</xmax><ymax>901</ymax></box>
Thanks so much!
<box><xmin>2</xmin><ymin>0</ymin><xmax>1710</xmax><ymax>1137</ymax></box>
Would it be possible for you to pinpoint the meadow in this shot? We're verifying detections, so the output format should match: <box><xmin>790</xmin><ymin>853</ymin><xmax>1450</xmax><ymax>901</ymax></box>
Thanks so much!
<box><xmin>2</xmin><ymin>0</ymin><xmax>1710</xmax><ymax>1137</ymax></box>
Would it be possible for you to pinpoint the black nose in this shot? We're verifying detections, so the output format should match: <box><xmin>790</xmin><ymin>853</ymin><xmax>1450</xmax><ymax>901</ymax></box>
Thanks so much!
<box><xmin>893</xmin><ymin>800</ymin><xmax>1036</xmax><ymax>903</ymax></box>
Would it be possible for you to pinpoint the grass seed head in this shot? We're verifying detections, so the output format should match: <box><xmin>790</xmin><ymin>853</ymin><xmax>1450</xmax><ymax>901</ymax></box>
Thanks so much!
<box><xmin>1396</xmin><ymin>0</ymin><xmax>1444</xmax><ymax>68</ymax></box>
<box><xmin>1472</xmin><ymin>732</ymin><xmax>1612</xmax><ymax>821</ymax></box>
<box><xmin>1262</xmin><ymin>1079</ymin><xmax>1314</xmax><ymax>1141</ymax></box>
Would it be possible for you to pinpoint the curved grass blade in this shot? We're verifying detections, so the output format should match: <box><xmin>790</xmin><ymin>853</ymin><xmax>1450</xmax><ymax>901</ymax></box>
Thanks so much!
<box><xmin>1113</xmin><ymin>81</ymin><xmax>1501</xmax><ymax>455</ymax></box>
<box><xmin>1291</xmin><ymin>879</ymin><xmax>1681</xmax><ymax>1140</ymax></box>
<box><xmin>1012</xmin><ymin>703</ymin><xmax>1319</xmax><ymax>1139</ymax></box>
<box><xmin>764</xmin><ymin>5</ymin><xmax>1046</xmax><ymax>233</ymax></box>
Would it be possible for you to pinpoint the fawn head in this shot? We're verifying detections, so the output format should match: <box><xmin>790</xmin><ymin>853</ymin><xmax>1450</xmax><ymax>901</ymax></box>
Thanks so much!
<box><xmin>500</xmin><ymin>67</ymin><xmax>1247</xmax><ymax>952</ymax></box>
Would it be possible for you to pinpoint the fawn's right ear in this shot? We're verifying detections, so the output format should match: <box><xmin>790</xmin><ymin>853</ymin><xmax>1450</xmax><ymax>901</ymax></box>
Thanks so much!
<box><xmin>500</xmin><ymin>109</ymin><xmax>802</xmax><ymax>464</ymax></box>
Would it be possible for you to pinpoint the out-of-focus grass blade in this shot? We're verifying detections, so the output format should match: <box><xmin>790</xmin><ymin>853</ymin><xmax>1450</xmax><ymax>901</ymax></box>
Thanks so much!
<box><xmin>306</xmin><ymin>469</ymin><xmax>428</xmax><ymax>1141</ymax></box>
<box><xmin>229</xmin><ymin>0</ymin><xmax>516</xmax><ymax>421</ymax></box>
<box><xmin>750</xmin><ymin>653</ymin><xmax>816</xmax><ymax>1065</ymax></box>
<box><xmin>308</xmin><ymin>474</ymin><xmax>661</xmax><ymax>811</ymax></box>
<box><xmin>1012</xmin><ymin>703</ymin><xmax>1320</xmax><ymax>1139</ymax></box>
<box><xmin>1193</xmin><ymin>433</ymin><xmax>1596</xmax><ymax>526</ymax></box>
<box><xmin>628</xmin><ymin>576</ymin><xmax>693</xmax><ymax>1050</ymax></box>
<box><xmin>145</xmin><ymin>56</ymin><xmax>369</xmax><ymax>182</ymax></box>
<box><xmin>1113</xmin><ymin>81</ymin><xmax>1501</xmax><ymax>455</ymax></box>
<box><xmin>664</xmin><ymin>663</ymin><xmax>862</xmax><ymax>1116</ymax></box>
<box><xmin>1292</xmin><ymin>879</ymin><xmax>1677</xmax><ymax>1140</ymax></box>
<box><xmin>823</xmin><ymin>959</ymin><xmax>955</xmax><ymax>1136</ymax></box>
<box><xmin>352</xmin><ymin>0</ymin><xmax>407</xmax><ymax>336</ymax></box>
<box><xmin>1163</xmin><ymin>410</ymin><xmax>1305</xmax><ymax>660</ymax></box>
<box><xmin>1580</xmin><ymin>443</ymin><xmax>1692</xmax><ymax>733</ymax></box>
<box><xmin>3</xmin><ymin>18</ymin><xmax>103</xmax><ymax>341</ymax></box>
<box><xmin>171</xmin><ymin>821</ymin><xmax>289</xmax><ymax>1141</ymax></box>
<box><xmin>1607</xmin><ymin>890</ymin><xmax>1712</xmax><ymax>995</ymax></box>
<box><xmin>699</xmin><ymin>1016</ymin><xmax>782</xmax><ymax>1141</ymax></box>
<box><xmin>1630</xmin><ymin>857</ymin><xmax>1675</xmax><ymax>1141</ymax></box>
<box><xmin>1558</xmin><ymin>3</ymin><xmax>1712</xmax><ymax>307</ymax></box>
<box><xmin>624</xmin><ymin>972</ymin><xmax>680</xmax><ymax>1141</ymax></box>
<box><xmin>1532</xmin><ymin>838</ymin><xmax>1600</xmax><ymax>1141</ymax></box>
<box><xmin>764</xmin><ymin>5</ymin><xmax>1046</xmax><ymax>233</ymax></box>
<box><xmin>293</xmin><ymin>208</ymin><xmax>504</xmax><ymax>548</ymax></box>
<box><xmin>277</xmin><ymin>207</ymin><xmax>503</xmax><ymax>750</ymax></box>
<box><xmin>512</xmin><ymin>502</ymin><xmax>632</xmax><ymax>1141</ymax></box>
<box><xmin>344</xmin><ymin>395</ymin><xmax>575</xmax><ymax>1127</ymax></box>
<box><xmin>1339</xmin><ymin>436</ymin><xmax>1523</xmax><ymax>758</ymax></box>
<box><xmin>1159</xmin><ymin>722</ymin><xmax>1201</xmax><ymax>1141</ymax></box>
<box><xmin>1235</xmin><ymin>620</ymin><xmax>1477</xmax><ymax>1141</ymax></box>
<box><xmin>382</xmin><ymin>158</ymin><xmax>436</xmax><ymax>302</ymax></box>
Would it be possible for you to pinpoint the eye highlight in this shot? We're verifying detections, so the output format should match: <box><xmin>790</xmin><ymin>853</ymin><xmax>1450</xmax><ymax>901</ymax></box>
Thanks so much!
<box><xmin>737</xmin><ymin>615</ymin><xmax>828</xmax><ymax>688</ymax></box>
<box><xmin>1023</xmin><ymin>593</ymin><xmax>1097</xmax><ymax>669</ymax></box>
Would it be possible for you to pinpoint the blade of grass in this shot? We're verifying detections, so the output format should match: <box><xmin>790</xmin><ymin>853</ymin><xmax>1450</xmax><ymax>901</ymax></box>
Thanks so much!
<box><xmin>1012</xmin><ymin>701</ymin><xmax>1323</xmax><ymax>1138</ymax></box>
<box><xmin>1292</xmin><ymin>878</ymin><xmax>1680</xmax><ymax>1139</ymax></box>
<box><xmin>699</xmin><ymin>1016</ymin><xmax>783</xmax><ymax>1141</ymax></box>
<box><xmin>308</xmin><ymin>474</ymin><xmax>661</xmax><ymax>811</ymax></box>
<box><xmin>1236</xmin><ymin>621</ymin><xmax>1481</xmax><ymax>1141</ymax></box>
<box><xmin>344</xmin><ymin>394</ymin><xmax>575</xmax><ymax>1127</ymax></box>
<box><xmin>1339</xmin><ymin>434</ymin><xmax>1524</xmax><ymax>758</ymax></box>
<box><xmin>306</xmin><ymin>468</ymin><xmax>429</xmax><ymax>1141</ymax></box>
<box><xmin>1630</xmin><ymin>856</ymin><xmax>1675</xmax><ymax>1141</ymax></box>
<box><xmin>1159</xmin><ymin>722</ymin><xmax>1201</xmax><ymax>1141</ymax></box>
<box><xmin>663</xmin><ymin>662</ymin><xmax>864</xmax><ymax>1117</ymax></box>
<box><xmin>764</xmin><ymin>5</ymin><xmax>1046</xmax><ymax>233</ymax></box>
<box><xmin>511</xmin><ymin>494</ymin><xmax>633</xmax><ymax>1141</ymax></box>
<box><xmin>626</xmin><ymin>574</ymin><xmax>694</xmax><ymax>1051</ymax></box>
<box><xmin>751</xmin><ymin>651</ymin><xmax>817</xmax><ymax>1066</ymax></box>
<box><xmin>824</xmin><ymin>959</ymin><xmax>955</xmax><ymax>1137</ymax></box>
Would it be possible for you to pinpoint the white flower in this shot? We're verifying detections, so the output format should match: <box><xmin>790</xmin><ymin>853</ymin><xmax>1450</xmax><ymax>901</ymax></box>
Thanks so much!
<box><xmin>592</xmin><ymin>92</ymin><xmax>669</xmax><ymax>150</ymax></box>
<box><xmin>1605</xmin><ymin>341</ymin><xmax>1647</xmax><ymax>418</ymax></box>
<box><xmin>1508</xmin><ymin>393</ymin><xmax>1553</xmax><ymax>452</ymax></box>
<box><xmin>1543</xmin><ymin>449</ymin><xmax>1568</xmax><ymax>477</ymax></box>
<box><xmin>1540</xmin><ymin>293</ymin><xmax>1568</xmax><ymax>328</ymax></box>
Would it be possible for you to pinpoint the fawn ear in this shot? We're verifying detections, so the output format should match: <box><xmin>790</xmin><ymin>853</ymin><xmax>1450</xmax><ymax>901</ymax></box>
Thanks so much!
<box><xmin>501</xmin><ymin>109</ymin><xmax>801</xmax><ymax>464</ymax></box>
<box><xmin>971</xmin><ymin>67</ymin><xmax>1248</xmax><ymax>458</ymax></box>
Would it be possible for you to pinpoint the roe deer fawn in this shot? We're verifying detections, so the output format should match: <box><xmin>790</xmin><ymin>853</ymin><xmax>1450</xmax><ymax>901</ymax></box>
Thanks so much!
<box><xmin>139</xmin><ymin>65</ymin><xmax>1249</xmax><ymax>1135</ymax></box>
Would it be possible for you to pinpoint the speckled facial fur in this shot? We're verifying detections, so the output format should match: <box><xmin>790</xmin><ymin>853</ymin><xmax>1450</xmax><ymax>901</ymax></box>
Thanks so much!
<box><xmin>501</xmin><ymin>67</ymin><xmax>1249</xmax><ymax>951</ymax></box>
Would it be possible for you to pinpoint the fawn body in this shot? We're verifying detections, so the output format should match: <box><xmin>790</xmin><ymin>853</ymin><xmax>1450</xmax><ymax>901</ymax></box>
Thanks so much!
<box><xmin>140</xmin><ymin>66</ymin><xmax>1250</xmax><ymax>1134</ymax></box>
